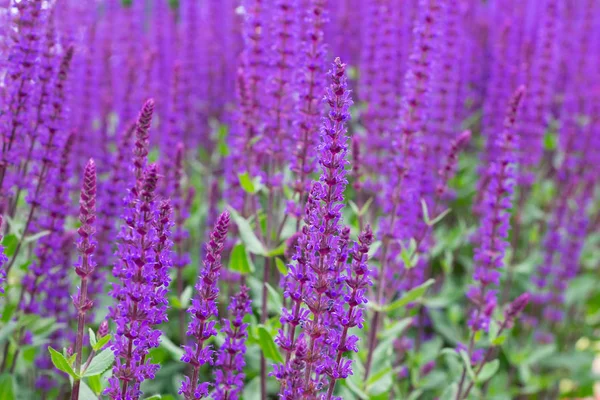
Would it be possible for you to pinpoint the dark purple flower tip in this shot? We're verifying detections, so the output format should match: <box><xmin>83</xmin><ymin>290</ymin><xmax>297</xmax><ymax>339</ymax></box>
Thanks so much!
<box><xmin>142</xmin><ymin>164</ymin><xmax>159</xmax><ymax>196</ymax></box>
<box><xmin>98</xmin><ymin>320</ymin><xmax>109</xmax><ymax>338</ymax></box>
<box><xmin>80</xmin><ymin>159</ymin><xmax>97</xmax><ymax>216</ymax></box>
<box><xmin>58</xmin><ymin>46</ymin><xmax>75</xmax><ymax>80</ymax></box>
<box><xmin>456</xmin><ymin>130</ymin><xmax>472</xmax><ymax>147</ymax></box>
<box><xmin>504</xmin><ymin>85</ymin><xmax>527</xmax><ymax>130</ymax></box>
<box><xmin>505</xmin><ymin>292</ymin><xmax>530</xmax><ymax>322</ymax></box>
<box><xmin>137</xmin><ymin>98</ymin><xmax>156</xmax><ymax>137</ymax></box>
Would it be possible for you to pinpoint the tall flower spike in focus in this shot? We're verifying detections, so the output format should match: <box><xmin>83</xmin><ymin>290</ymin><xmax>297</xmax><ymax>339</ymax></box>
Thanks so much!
<box><xmin>71</xmin><ymin>159</ymin><xmax>97</xmax><ymax>400</ymax></box>
<box><xmin>213</xmin><ymin>285</ymin><xmax>252</xmax><ymax>400</ymax></box>
<box><xmin>275</xmin><ymin>57</ymin><xmax>353</xmax><ymax>398</ymax></box>
<box><xmin>467</xmin><ymin>85</ymin><xmax>526</xmax><ymax>332</ymax></box>
<box><xmin>107</xmin><ymin>164</ymin><xmax>172</xmax><ymax>400</ymax></box>
<box><xmin>323</xmin><ymin>225</ymin><xmax>374</xmax><ymax>399</ymax></box>
<box><xmin>180</xmin><ymin>211</ymin><xmax>230</xmax><ymax>400</ymax></box>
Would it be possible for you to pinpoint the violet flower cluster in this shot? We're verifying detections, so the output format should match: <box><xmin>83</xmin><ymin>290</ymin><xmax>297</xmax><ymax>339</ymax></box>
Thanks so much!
<box><xmin>275</xmin><ymin>58</ymin><xmax>370</xmax><ymax>398</ymax></box>
<box><xmin>467</xmin><ymin>86</ymin><xmax>525</xmax><ymax>332</ymax></box>
<box><xmin>180</xmin><ymin>211</ymin><xmax>230</xmax><ymax>399</ymax></box>
<box><xmin>107</xmin><ymin>149</ymin><xmax>173</xmax><ymax>399</ymax></box>
<box><xmin>213</xmin><ymin>285</ymin><xmax>252</xmax><ymax>400</ymax></box>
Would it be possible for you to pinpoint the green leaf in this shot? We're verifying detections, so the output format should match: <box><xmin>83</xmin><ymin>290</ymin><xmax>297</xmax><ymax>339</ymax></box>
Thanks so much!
<box><xmin>366</xmin><ymin>366</ymin><xmax>392</xmax><ymax>387</ymax></box>
<box><xmin>48</xmin><ymin>346</ymin><xmax>78</xmax><ymax>379</ymax></box>
<box><xmin>87</xmin><ymin>374</ymin><xmax>102</xmax><ymax>395</ymax></box>
<box><xmin>379</xmin><ymin>318</ymin><xmax>412</xmax><ymax>340</ymax></box>
<box><xmin>227</xmin><ymin>207</ymin><xmax>267</xmax><ymax>256</ymax></box>
<box><xmin>344</xmin><ymin>377</ymin><xmax>369</xmax><ymax>399</ymax></box>
<box><xmin>274</xmin><ymin>257</ymin><xmax>288</xmax><ymax>276</ymax></box>
<box><xmin>523</xmin><ymin>344</ymin><xmax>556</xmax><ymax>366</ymax></box>
<box><xmin>0</xmin><ymin>373</ymin><xmax>15</xmax><ymax>400</ymax></box>
<box><xmin>257</xmin><ymin>326</ymin><xmax>284</xmax><ymax>363</ymax></box>
<box><xmin>439</xmin><ymin>383</ymin><xmax>458</xmax><ymax>400</ymax></box>
<box><xmin>2</xmin><ymin>234</ymin><xmax>18</xmax><ymax>257</ymax></box>
<box><xmin>349</xmin><ymin>200</ymin><xmax>360</xmax><ymax>215</ymax></box>
<box><xmin>543</xmin><ymin>131</ymin><xmax>557</xmax><ymax>150</ymax></box>
<box><xmin>478</xmin><ymin>359</ymin><xmax>499</xmax><ymax>383</ymax></box>
<box><xmin>17</xmin><ymin>314</ymin><xmax>40</xmax><ymax>330</ymax></box>
<box><xmin>266</xmin><ymin>242</ymin><xmax>286</xmax><ymax>257</ymax></box>
<box><xmin>383</xmin><ymin>279</ymin><xmax>435</xmax><ymax>313</ymax></box>
<box><xmin>24</xmin><ymin>230</ymin><xmax>50</xmax><ymax>244</ymax></box>
<box><xmin>238</xmin><ymin>172</ymin><xmax>256</xmax><ymax>194</ymax></box>
<box><xmin>229</xmin><ymin>243</ymin><xmax>255</xmax><ymax>274</ymax></box>
<box><xmin>181</xmin><ymin>286</ymin><xmax>193</xmax><ymax>309</ymax></box>
<box><xmin>144</xmin><ymin>396</ymin><xmax>163</xmax><ymax>400</ymax></box>
<box><xmin>360</xmin><ymin>197</ymin><xmax>374</xmax><ymax>215</ymax></box>
<box><xmin>492</xmin><ymin>335</ymin><xmax>507</xmax><ymax>346</ymax></box>
<box><xmin>265</xmin><ymin>283</ymin><xmax>283</xmax><ymax>312</ymax></box>
<box><xmin>429</xmin><ymin>208</ymin><xmax>451</xmax><ymax>226</ymax></box>
<box><xmin>160</xmin><ymin>335</ymin><xmax>184</xmax><ymax>360</ymax></box>
<box><xmin>421</xmin><ymin>199</ymin><xmax>432</xmax><ymax>225</ymax></box>
<box><xmin>30</xmin><ymin>317</ymin><xmax>57</xmax><ymax>335</ymax></box>
<box><xmin>0</xmin><ymin>322</ymin><xmax>17</xmax><ymax>344</ymax></box>
<box><xmin>93</xmin><ymin>334</ymin><xmax>111</xmax><ymax>352</ymax></box>
<box><xmin>89</xmin><ymin>328</ymin><xmax>97</xmax><ymax>348</ymax></box>
<box><xmin>367</xmin><ymin>241</ymin><xmax>382</xmax><ymax>258</ymax></box>
<box><xmin>78</xmin><ymin>380</ymin><xmax>98</xmax><ymax>400</ymax></box>
<box><xmin>242</xmin><ymin>377</ymin><xmax>260</xmax><ymax>399</ymax></box>
<box><xmin>83</xmin><ymin>348</ymin><xmax>115</xmax><ymax>377</ymax></box>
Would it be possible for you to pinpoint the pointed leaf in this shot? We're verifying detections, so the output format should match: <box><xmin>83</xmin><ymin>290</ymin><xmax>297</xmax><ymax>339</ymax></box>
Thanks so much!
<box><xmin>48</xmin><ymin>346</ymin><xmax>78</xmax><ymax>379</ymax></box>
<box><xmin>383</xmin><ymin>279</ymin><xmax>435</xmax><ymax>313</ymax></box>
<box><xmin>83</xmin><ymin>348</ymin><xmax>115</xmax><ymax>377</ymax></box>
<box><xmin>227</xmin><ymin>207</ymin><xmax>267</xmax><ymax>256</ymax></box>
<box><xmin>257</xmin><ymin>326</ymin><xmax>283</xmax><ymax>363</ymax></box>
<box><xmin>89</xmin><ymin>328</ymin><xmax>97</xmax><ymax>348</ymax></box>
<box><xmin>229</xmin><ymin>243</ymin><xmax>255</xmax><ymax>274</ymax></box>
<box><xmin>93</xmin><ymin>334</ymin><xmax>112</xmax><ymax>352</ymax></box>
<box><xmin>275</xmin><ymin>258</ymin><xmax>288</xmax><ymax>276</ymax></box>
<box><xmin>238</xmin><ymin>172</ymin><xmax>256</xmax><ymax>194</ymax></box>
<box><xmin>477</xmin><ymin>359</ymin><xmax>499</xmax><ymax>383</ymax></box>
<box><xmin>0</xmin><ymin>373</ymin><xmax>15</xmax><ymax>400</ymax></box>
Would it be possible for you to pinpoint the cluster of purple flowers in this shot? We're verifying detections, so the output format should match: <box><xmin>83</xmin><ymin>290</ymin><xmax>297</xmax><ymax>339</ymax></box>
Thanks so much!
<box><xmin>273</xmin><ymin>58</ymin><xmax>373</xmax><ymax>398</ymax></box>
<box><xmin>467</xmin><ymin>86</ymin><xmax>525</xmax><ymax>332</ymax></box>
<box><xmin>179</xmin><ymin>211</ymin><xmax>230</xmax><ymax>399</ymax></box>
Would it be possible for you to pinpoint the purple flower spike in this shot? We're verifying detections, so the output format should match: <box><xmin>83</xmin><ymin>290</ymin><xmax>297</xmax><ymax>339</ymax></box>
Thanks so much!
<box><xmin>0</xmin><ymin>216</ymin><xmax>7</xmax><ymax>293</ymax></box>
<box><xmin>467</xmin><ymin>86</ymin><xmax>525</xmax><ymax>332</ymax></box>
<box><xmin>213</xmin><ymin>286</ymin><xmax>252</xmax><ymax>400</ymax></box>
<box><xmin>107</xmin><ymin>164</ymin><xmax>173</xmax><ymax>400</ymax></box>
<box><xmin>504</xmin><ymin>292</ymin><xmax>530</xmax><ymax>329</ymax></box>
<box><xmin>323</xmin><ymin>226</ymin><xmax>374</xmax><ymax>399</ymax></box>
<box><xmin>276</xmin><ymin>57</ymin><xmax>354</xmax><ymax>398</ymax></box>
<box><xmin>133</xmin><ymin>99</ymin><xmax>155</xmax><ymax>186</ymax></box>
<box><xmin>180</xmin><ymin>211</ymin><xmax>230</xmax><ymax>400</ymax></box>
<box><xmin>436</xmin><ymin>130</ymin><xmax>471</xmax><ymax>201</ymax></box>
<box><xmin>288</xmin><ymin>0</ymin><xmax>327</xmax><ymax>219</ymax></box>
<box><xmin>72</xmin><ymin>159</ymin><xmax>98</xmax><ymax>400</ymax></box>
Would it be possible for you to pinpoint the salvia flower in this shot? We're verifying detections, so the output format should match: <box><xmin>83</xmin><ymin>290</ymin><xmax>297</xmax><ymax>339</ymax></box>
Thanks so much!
<box><xmin>213</xmin><ymin>285</ymin><xmax>252</xmax><ymax>400</ymax></box>
<box><xmin>322</xmin><ymin>225</ymin><xmax>373</xmax><ymax>399</ymax></box>
<box><xmin>107</xmin><ymin>164</ymin><xmax>172</xmax><ymax>400</ymax></box>
<box><xmin>467</xmin><ymin>86</ymin><xmax>525</xmax><ymax>332</ymax></box>
<box><xmin>133</xmin><ymin>98</ymin><xmax>155</xmax><ymax>187</ymax></box>
<box><xmin>275</xmin><ymin>57</ymin><xmax>353</xmax><ymax>397</ymax></box>
<box><xmin>72</xmin><ymin>159</ymin><xmax>98</xmax><ymax>400</ymax></box>
<box><xmin>0</xmin><ymin>216</ymin><xmax>7</xmax><ymax>293</ymax></box>
<box><xmin>288</xmin><ymin>0</ymin><xmax>327</xmax><ymax>219</ymax></box>
<box><xmin>179</xmin><ymin>211</ymin><xmax>230</xmax><ymax>400</ymax></box>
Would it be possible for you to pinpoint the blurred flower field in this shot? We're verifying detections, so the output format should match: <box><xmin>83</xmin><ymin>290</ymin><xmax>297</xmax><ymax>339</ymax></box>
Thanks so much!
<box><xmin>0</xmin><ymin>0</ymin><xmax>599</xmax><ymax>399</ymax></box>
